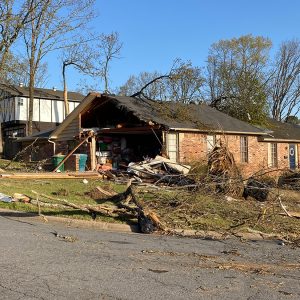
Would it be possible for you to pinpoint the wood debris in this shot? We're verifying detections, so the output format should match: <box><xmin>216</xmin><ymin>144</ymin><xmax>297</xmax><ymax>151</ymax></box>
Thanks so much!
<box><xmin>26</xmin><ymin>184</ymin><xmax>165</xmax><ymax>233</ymax></box>
<box><xmin>0</xmin><ymin>171</ymin><xmax>104</xmax><ymax>179</ymax></box>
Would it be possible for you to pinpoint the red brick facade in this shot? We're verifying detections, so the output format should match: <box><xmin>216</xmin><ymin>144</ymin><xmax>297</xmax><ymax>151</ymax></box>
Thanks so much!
<box><xmin>176</xmin><ymin>131</ymin><xmax>299</xmax><ymax>177</ymax></box>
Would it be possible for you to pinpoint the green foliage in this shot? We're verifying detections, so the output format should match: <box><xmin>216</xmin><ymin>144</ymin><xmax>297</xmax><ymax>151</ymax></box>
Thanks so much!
<box><xmin>285</xmin><ymin>115</ymin><xmax>300</xmax><ymax>124</ymax></box>
<box><xmin>207</xmin><ymin>34</ymin><xmax>272</xmax><ymax>125</ymax></box>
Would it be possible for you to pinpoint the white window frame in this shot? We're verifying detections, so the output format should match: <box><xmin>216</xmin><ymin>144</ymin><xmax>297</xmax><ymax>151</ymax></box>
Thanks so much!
<box><xmin>207</xmin><ymin>135</ymin><xmax>216</xmax><ymax>153</ymax></box>
<box><xmin>17</xmin><ymin>98</ymin><xmax>24</xmax><ymax>106</ymax></box>
<box><xmin>240</xmin><ymin>136</ymin><xmax>248</xmax><ymax>163</ymax></box>
<box><xmin>166</xmin><ymin>132</ymin><xmax>178</xmax><ymax>162</ymax></box>
<box><xmin>268</xmin><ymin>143</ymin><xmax>278</xmax><ymax>168</ymax></box>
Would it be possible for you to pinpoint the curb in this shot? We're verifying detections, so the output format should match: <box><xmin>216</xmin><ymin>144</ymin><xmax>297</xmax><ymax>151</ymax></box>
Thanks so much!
<box><xmin>0</xmin><ymin>208</ymin><xmax>139</xmax><ymax>233</ymax></box>
<box><xmin>0</xmin><ymin>208</ymin><xmax>292</xmax><ymax>241</ymax></box>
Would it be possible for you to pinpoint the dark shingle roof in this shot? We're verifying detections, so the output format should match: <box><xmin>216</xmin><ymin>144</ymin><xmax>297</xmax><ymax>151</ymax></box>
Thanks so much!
<box><xmin>107</xmin><ymin>95</ymin><xmax>265</xmax><ymax>134</ymax></box>
<box><xmin>262</xmin><ymin>119</ymin><xmax>300</xmax><ymax>141</ymax></box>
<box><xmin>16</xmin><ymin>128</ymin><xmax>56</xmax><ymax>142</ymax></box>
<box><xmin>0</xmin><ymin>84</ymin><xmax>84</xmax><ymax>102</ymax></box>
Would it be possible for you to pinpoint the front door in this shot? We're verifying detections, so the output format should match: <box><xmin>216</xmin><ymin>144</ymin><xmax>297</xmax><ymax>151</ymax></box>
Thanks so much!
<box><xmin>289</xmin><ymin>144</ymin><xmax>296</xmax><ymax>169</ymax></box>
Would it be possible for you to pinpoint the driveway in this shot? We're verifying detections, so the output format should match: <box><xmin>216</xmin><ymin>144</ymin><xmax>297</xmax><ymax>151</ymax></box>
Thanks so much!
<box><xmin>0</xmin><ymin>210</ymin><xmax>299</xmax><ymax>299</ymax></box>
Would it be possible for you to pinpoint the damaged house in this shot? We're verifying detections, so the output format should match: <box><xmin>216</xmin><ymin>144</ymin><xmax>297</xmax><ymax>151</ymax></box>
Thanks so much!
<box><xmin>17</xmin><ymin>92</ymin><xmax>300</xmax><ymax>177</ymax></box>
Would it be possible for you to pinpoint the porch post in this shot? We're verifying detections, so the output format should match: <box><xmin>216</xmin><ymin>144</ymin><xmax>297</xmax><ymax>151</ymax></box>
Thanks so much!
<box><xmin>90</xmin><ymin>136</ymin><xmax>97</xmax><ymax>171</ymax></box>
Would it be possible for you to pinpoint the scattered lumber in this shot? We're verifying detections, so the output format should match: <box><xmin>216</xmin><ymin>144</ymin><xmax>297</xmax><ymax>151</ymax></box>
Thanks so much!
<box><xmin>0</xmin><ymin>172</ymin><xmax>104</xmax><ymax>179</ymax></box>
<box><xmin>126</xmin><ymin>155</ymin><xmax>192</xmax><ymax>186</ymax></box>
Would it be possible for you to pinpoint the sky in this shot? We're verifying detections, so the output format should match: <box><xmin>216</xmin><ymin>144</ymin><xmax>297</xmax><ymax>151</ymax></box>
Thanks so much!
<box><xmin>45</xmin><ymin>0</ymin><xmax>300</xmax><ymax>93</ymax></box>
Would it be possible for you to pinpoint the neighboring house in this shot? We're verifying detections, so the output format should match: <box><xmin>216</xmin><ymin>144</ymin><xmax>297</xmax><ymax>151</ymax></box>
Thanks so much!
<box><xmin>0</xmin><ymin>83</ymin><xmax>84</xmax><ymax>157</ymax></box>
<box><xmin>258</xmin><ymin>118</ymin><xmax>300</xmax><ymax>170</ymax></box>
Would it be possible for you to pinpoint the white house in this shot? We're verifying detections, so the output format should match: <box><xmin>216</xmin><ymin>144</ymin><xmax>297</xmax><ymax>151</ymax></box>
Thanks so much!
<box><xmin>0</xmin><ymin>83</ymin><xmax>84</xmax><ymax>157</ymax></box>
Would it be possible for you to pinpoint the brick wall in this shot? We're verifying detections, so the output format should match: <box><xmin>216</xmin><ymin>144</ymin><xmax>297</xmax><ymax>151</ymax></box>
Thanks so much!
<box><xmin>178</xmin><ymin>132</ymin><xmax>207</xmax><ymax>163</ymax></box>
<box><xmin>177</xmin><ymin>131</ymin><xmax>298</xmax><ymax>177</ymax></box>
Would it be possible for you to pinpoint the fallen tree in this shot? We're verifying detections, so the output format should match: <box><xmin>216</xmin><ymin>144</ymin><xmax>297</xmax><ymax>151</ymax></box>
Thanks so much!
<box><xmin>29</xmin><ymin>182</ymin><xmax>165</xmax><ymax>233</ymax></box>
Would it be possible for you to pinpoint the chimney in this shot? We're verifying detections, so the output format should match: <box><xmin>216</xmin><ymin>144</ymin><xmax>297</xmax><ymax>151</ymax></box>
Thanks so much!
<box><xmin>53</xmin><ymin>86</ymin><xmax>57</xmax><ymax>91</ymax></box>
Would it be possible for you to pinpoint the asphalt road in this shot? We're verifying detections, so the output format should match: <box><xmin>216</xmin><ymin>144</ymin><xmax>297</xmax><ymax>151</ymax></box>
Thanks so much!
<box><xmin>0</xmin><ymin>210</ymin><xmax>299</xmax><ymax>300</ymax></box>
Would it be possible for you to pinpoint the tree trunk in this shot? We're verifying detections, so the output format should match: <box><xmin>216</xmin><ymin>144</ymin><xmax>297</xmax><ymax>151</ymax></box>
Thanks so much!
<box><xmin>27</xmin><ymin>8</ymin><xmax>36</xmax><ymax>136</ymax></box>
<box><xmin>104</xmin><ymin>60</ymin><xmax>109</xmax><ymax>93</ymax></box>
<box><xmin>63</xmin><ymin>63</ymin><xmax>69</xmax><ymax>117</ymax></box>
<box><xmin>28</xmin><ymin>56</ymin><xmax>35</xmax><ymax>136</ymax></box>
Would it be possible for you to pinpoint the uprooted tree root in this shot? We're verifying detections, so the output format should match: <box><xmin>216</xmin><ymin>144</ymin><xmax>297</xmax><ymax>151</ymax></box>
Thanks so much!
<box><xmin>207</xmin><ymin>143</ymin><xmax>244</xmax><ymax>197</ymax></box>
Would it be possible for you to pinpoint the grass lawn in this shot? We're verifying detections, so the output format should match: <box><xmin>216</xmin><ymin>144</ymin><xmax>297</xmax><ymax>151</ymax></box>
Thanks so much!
<box><xmin>0</xmin><ymin>171</ymin><xmax>299</xmax><ymax>238</ymax></box>
<box><xmin>0</xmin><ymin>178</ymin><xmax>128</xmax><ymax>223</ymax></box>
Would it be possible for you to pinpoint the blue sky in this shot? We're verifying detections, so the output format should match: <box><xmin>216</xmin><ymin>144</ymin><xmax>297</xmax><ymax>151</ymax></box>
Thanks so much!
<box><xmin>46</xmin><ymin>0</ymin><xmax>300</xmax><ymax>93</ymax></box>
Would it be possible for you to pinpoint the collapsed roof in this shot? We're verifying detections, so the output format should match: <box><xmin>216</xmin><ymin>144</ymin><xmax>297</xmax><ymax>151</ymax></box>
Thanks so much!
<box><xmin>104</xmin><ymin>95</ymin><xmax>266</xmax><ymax>134</ymax></box>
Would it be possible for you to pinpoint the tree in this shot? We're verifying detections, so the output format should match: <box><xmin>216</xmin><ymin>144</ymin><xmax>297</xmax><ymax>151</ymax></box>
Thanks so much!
<box><xmin>206</xmin><ymin>35</ymin><xmax>272</xmax><ymax>125</ymax></box>
<box><xmin>166</xmin><ymin>59</ymin><xmax>205</xmax><ymax>103</ymax></box>
<box><xmin>0</xmin><ymin>0</ymin><xmax>37</xmax><ymax>73</ymax></box>
<box><xmin>285</xmin><ymin>115</ymin><xmax>299</xmax><ymax>124</ymax></box>
<box><xmin>61</xmin><ymin>40</ymin><xmax>99</xmax><ymax>116</ymax></box>
<box><xmin>0</xmin><ymin>51</ymin><xmax>48</xmax><ymax>86</ymax></box>
<box><xmin>270</xmin><ymin>40</ymin><xmax>300</xmax><ymax>121</ymax></box>
<box><xmin>23</xmin><ymin>0</ymin><xmax>96</xmax><ymax>135</ymax></box>
<box><xmin>119</xmin><ymin>71</ymin><xmax>167</xmax><ymax>100</ymax></box>
<box><xmin>118</xmin><ymin>59</ymin><xmax>205</xmax><ymax>103</ymax></box>
<box><xmin>98</xmin><ymin>32</ymin><xmax>122</xmax><ymax>93</ymax></box>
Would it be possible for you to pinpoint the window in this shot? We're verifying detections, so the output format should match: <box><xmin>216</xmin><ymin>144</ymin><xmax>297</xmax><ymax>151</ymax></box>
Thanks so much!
<box><xmin>240</xmin><ymin>136</ymin><xmax>248</xmax><ymax>163</ymax></box>
<box><xmin>167</xmin><ymin>133</ymin><xmax>178</xmax><ymax>162</ymax></box>
<box><xmin>17</xmin><ymin>98</ymin><xmax>23</xmax><ymax>106</ymax></box>
<box><xmin>268</xmin><ymin>143</ymin><xmax>278</xmax><ymax>167</ymax></box>
<box><xmin>206</xmin><ymin>135</ymin><xmax>216</xmax><ymax>153</ymax></box>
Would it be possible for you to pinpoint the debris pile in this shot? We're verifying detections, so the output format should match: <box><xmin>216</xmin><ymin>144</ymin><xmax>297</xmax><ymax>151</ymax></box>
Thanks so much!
<box><xmin>100</xmin><ymin>155</ymin><xmax>193</xmax><ymax>186</ymax></box>
<box><xmin>207</xmin><ymin>143</ymin><xmax>244</xmax><ymax>197</ymax></box>
<box><xmin>278</xmin><ymin>172</ymin><xmax>300</xmax><ymax>190</ymax></box>
<box><xmin>243</xmin><ymin>177</ymin><xmax>269</xmax><ymax>202</ymax></box>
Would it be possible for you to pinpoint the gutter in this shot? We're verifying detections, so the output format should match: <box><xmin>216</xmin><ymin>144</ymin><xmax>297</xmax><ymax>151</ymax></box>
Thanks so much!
<box><xmin>258</xmin><ymin>137</ymin><xmax>300</xmax><ymax>143</ymax></box>
<box><xmin>168</xmin><ymin>127</ymin><xmax>269</xmax><ymax>136</ymax></box>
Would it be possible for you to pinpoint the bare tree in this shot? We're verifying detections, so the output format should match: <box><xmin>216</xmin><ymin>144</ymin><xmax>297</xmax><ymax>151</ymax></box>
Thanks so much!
<box><xmin>23</xmin><ymin>0</ymin><xmax>96</xmax><ymax>135</ymax></box>
<box><xmin>61</xmin><ymin>41</ymin><xmax>98</xmax><ymax>116</ymax></box>
<box><xmin>98</xmin><ymin>32</ymin><xmax>122</xmax><ymax>93</ymax></box>
<box><xmin>0</xmin><ymin>0</ymin><xmax>37</xmax><ymax>73</ymax></box>
<box><xmin>119</xmin><ymin>59</ymin><xmax>205</xmax><ymax>103</ymax></box>
<box><xmin>0</xmin><ymin>51</ymin><xmax>48</xmax><ymax>86</ymax></box>
<box><xmin>270</xmin><ymin>40</ymin><xmax>300</xmax><ymax>121</ymax></box>
<box><xmin>120</xmin><ymin>71</ymin><xmax>167</xmax><ymax>100</ymax></box>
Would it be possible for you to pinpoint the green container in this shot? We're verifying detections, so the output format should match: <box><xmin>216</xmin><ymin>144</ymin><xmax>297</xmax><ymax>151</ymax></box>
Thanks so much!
<box><xmin>52</xmin><ymin>155</ymin><xmax>65</xmax><ymax>172</ymax></box>
<box><xmin>79</xmin><ymin>154</ymin><xmax>88</xmax><ymax>172</ymax></box>
<box><xmin>99</xmin><ymin>142</ymin><xmax>108</xmax><ymax>151</ymax></box>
